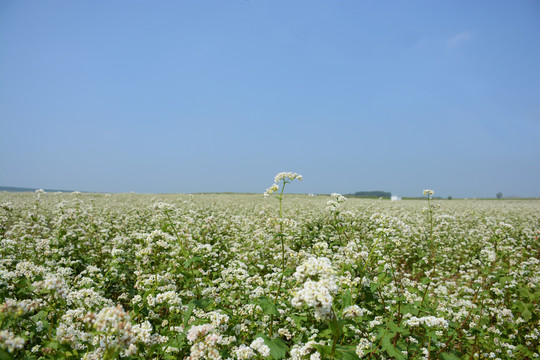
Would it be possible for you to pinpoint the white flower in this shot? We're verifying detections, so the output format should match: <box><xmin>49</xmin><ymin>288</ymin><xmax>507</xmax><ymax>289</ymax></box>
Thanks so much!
<box><xmin>403</xmin><ymin>315</ymin><xmax>448</xmax><ymax>329</ymax></box>
<box><xmin>331</xmin><ymin>193</ymin><xmax>347</xmax><ymax>203</ymax></box>
<box><xmin>93</xmin><ymin>305</ymin><xmax>132</xmax><ymax>334</ymax></box>
<box><xmin>342</xmin><ymin>305</ymin><xmax>370</xmax><ymax>318</ymax></box>
<box><xmin>356</xmin><ymin>338</ymin><xmax>373</xmax><ymax>357</ymax></box>
<box><xmin>250</xmin><ymin>337</ymin><xmax>270</xmax><ymax>357</ymax></box>
<box><xmin>264</xmin><ymin>183</ymin><xmax>280</xmax><ymax>198</ymax></box>
<box><xmin>274</xmin><ymin>172</ymin><xmax>303</xmax><ymax>184</ymax></box>
<box><xmin>0</xmin><ymin>330</ymin><xmax>25</xmax><ymax>353</ymax></box>
<box><xmin>264</xmin><ymin>171</ymin><xmax>302</xmax><ymax>197</ymax></box>
<box><xmin>291</xmin><ymin>257</ymin><xmax>338</xmax><ymax>320</ymax></box>
<box><xmin>233</xmin><ymin>344</ymin><xmax>255</xmax><ymax>359</ymax></box>
<box><xmin>186</xmin><ymin>324</ymin><xmax>214</xmax><ymax>343</ymax></box>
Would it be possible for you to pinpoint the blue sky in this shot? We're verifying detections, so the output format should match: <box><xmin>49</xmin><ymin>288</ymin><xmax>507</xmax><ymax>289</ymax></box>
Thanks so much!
<box><xmin>1</xmin><ymin>1</ymin><xmax>539</xmax><ymax>197</ymax></box>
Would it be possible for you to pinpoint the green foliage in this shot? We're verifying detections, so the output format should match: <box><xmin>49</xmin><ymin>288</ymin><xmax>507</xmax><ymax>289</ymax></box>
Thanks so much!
<box><xmin>350</xmin><ymin>191</ymin><xmax>391</xmax><ymax>198</ymax></box>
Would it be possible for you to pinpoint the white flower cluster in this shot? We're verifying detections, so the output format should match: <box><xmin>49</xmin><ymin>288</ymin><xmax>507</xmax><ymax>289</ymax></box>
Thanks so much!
<box><xmin>274</xmin><ymin>172</ymin><xmax>303</xmax><ymax>184</ymax></box>
<box><xmin>0</xmin><ymin>329</ymin><xmax>25</xmax><ymax>353</ymax></box>
<box><xmin>480</xmin><ymin>248</ymin><xmax>497</xmax><ymax>263</ymax></box>
<box><xmin>68</xmin><ymin>305</ymin><xmax>167</xmax><ymax>358</ymax></box>
<box><xmin>93</xmin><ymin>305</ymin><xmax>130</xmax><ymax>333</ymax></box>
<box><xmin>186</xmin><ymin>323</ymin><xmax>214</xmax><ymax>343</ymax></box>
<box><xmin>0</xmin><ymin>298</ymin><xmax>41</xmax><ymax>316</ymax></box>
<box><xmin>289</xmin><ymin>341</ymin><xmax>322</xmax><ymax>360</ymax></box>
<box><xmin>230</xmin><ymin>337</ymin><xmax>270</xmax><ymax>359</ymax></box>
<box><xmin>232</xmin><ymin>344</ymin><xmax>255</xmax><ymax>359</ymax></box>
<box><xmin>326</xmin><ymin>193</ymin><xmax>347</xmax><ymax>213</ymax></box>
<box><xmin>250</xmin><ymin>337</ymin><xmax>271</xmax><ymax>357</ymax></box>
<box><xmin>34</xmin><ymin>274</ymin><xmax>70</xmax><ymax>299</ymax></box>
<box><xmin>0</xmin><ymin>202</ymin><xmax>14</xmax><ymax>211</ymax></box>
<box><xmin>155</xmin><ymin>291</ymin><xmax>183</xmax><ymax>311</ymax></box>
<box><xmin>342</xmin><ymin>305</ymin><xmax>371</xmax><ymax>319</ymax></box>
<box><xmin>67</xmin><ymin>288</ymin><xmax>113</xmax><ymax>309</ymax></box>
<box><xmin>185</xmin><ymin>323</ymin><xmax>235</xmax><ymax>360</ymax></box>
<box><xmin>291</xmin><ymin>257</ymin><xmax>338</xmax><ymax>320</ymax></box>
<box><xmin>293</xmin><ymin>256</ymin><xmax>334</xmax><ymax>281</ymax></box>
<box><xmin>403</xmin><ymin>315</ymin><xmax>448</xmax><ymax>329</ymax></box>
<box><xmin>153</xmin><ymin>202</ymin><xmax>175</xmax><ymax>211</ymax></box>
<box><xmin>423</xmin><ymin>189</ymin><xmax>435</xmax><ymax>197</ymax></box>
<box><xmin>265</xmin><ymin>217</ymin><xmax>298</xmax><ymax>230</ymax></box>
<box><xmin>331</xmin><ymin>193</ymin><xmax>347</xmax><ymax>203</ymax></box>
<box><xmin>355</xmin><ymin>338</ymin><xmax>373</xmax><ymax>357</ymax></box>
<box><xmin>264</xmin><ymin>172</ymin><xmax>302</xmax><ymax>197</ymax></box>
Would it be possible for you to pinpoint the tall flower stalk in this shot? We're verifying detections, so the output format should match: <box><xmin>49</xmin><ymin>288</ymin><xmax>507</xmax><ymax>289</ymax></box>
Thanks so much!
<box><xmin>423</xmin><ymin>189</ymin><xmax>435</xmax><ymax>251</ymax></box>
<box><xmin>264</xmin><ymin>172</ymin><xmax>302</xmax><ymax>337</ymax></box>
<box><xmin>421</xmin><ymin>189</ymin><xmax>436</xmax><ymax>308</ymax></box>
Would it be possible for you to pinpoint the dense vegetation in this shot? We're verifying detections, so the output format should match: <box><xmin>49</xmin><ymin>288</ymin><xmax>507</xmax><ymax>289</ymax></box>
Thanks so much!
<box><xmin>0</xmin><ymin>181</ymin><xmax>538</xmax><ymax>359</ymax></box>
<box><xmin>348</xmin><ymin>192</ymin><xmax>392</xmax><ymax>198</ymax></box>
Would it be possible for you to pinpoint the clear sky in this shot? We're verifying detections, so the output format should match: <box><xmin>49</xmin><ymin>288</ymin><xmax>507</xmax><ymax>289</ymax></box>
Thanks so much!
<box><xmin>1</xmin><ymin>1</ymin><xmax>539</xmax><ymax>198</ymax></box>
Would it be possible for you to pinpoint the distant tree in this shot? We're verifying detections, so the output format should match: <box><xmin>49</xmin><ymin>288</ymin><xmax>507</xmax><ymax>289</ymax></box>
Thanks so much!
<box><xmin>448</xmin><ymin>196</ymin><xmax>452</xmax><ymax>200</ymax></box>
<box><xmin>496</xmin><ymin>192</ymin><xmax>503</xmax><ymax>199</ymax></box>
<box><xmin>352</xmin><ymin>191</ymin><xmax>391</xmax><ymax>198</ymax></box>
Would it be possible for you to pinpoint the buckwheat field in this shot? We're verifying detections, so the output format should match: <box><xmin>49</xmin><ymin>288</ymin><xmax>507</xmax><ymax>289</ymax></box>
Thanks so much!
<box><xmin>1</xmin><ymin>173</ymin><xmax>538</xmax><ymax>359</ymax></box>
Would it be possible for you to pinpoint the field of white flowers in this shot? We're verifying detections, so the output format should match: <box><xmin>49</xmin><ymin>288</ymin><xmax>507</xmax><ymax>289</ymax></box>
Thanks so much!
<box><xmin>1</xmin><ymin>177</ymin><xmax>539</xmax><ymax>359</ymax></box>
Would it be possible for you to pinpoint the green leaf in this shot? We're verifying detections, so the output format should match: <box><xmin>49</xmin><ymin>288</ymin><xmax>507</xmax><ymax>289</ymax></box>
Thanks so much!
<box><xmin>441</xmin><ymin>352</ymin><xmax>462</xmax><ymax>360</ymax></box>
<box><xmin>386</xmin><ymin>322</ymin><xmax>400</xmax><ymax>333</ymax></box>
<box><xmin>335</xmin><ymin>345</ymin><xmax>361</xmax><ymax>360</ymax></box>
<box><xmin>284</xmin><ymin>267</ymin><xmax>295</xmax><ymax>277</ymax></box>
<box><xmin>341</xmin><ymin>290</ymin><xmax>352</xmax><ymax>308</ymax></box>
<box><xmin>514</xmin><ymin>301</ymin><xmax>525</xmax><ymax>312</ymax></box>
<box><xmin>31</xmin><ymin>310</ymin><xmax>48</xmax><ymax>322</ymax></box>
<box><xmin>0</xmin><ymin>349</ymin><xmax>13</xmax><ymax>360</ymax></box>
<box><xmin>183</xmin><ymin>256</ymin><xmax>202</xmax><ymax>268</ymax></box>
<box><xmin>498</xmin><ymin>276</ymin><xmax>513</xmax><ymax>285</ymax></box>
<box><xmin>259</xmin><ymin>297</ymin><xmax>280</xmax><ymax>316</ymax></box>
<box><xmin>267</xmin><ymin>338</ymin><xmax>288</xmax><ymax>359</ymax></box>
<box><xmin>43</xmin><ymin>341</ymin><xmax>59</xmax><ymax>349</ymax></box>
<box><xmin>184</xmin><ymin>301</ymin><xmax>195</xmax><ymax>328</ymax></box>
<box><xmin>319</xmin><ymin>328</ymin><xmax>332</xmax><ymax>339</ymax></box>
<box><xmin>311</xmin><ymin>344</ymin><xmax>332</xmax><ymax>358</ymax></box>
<box><xmin>257</xmin><ymin>334</ymin><xmax>288</xmax><ymax>359</ymax></box>
<box><xmin>522</xmin><ymin>307</ymin><xmax>532</xmax><ymax>322</ymax></box>
<box><xmin>519</xmin><ymin>288</ymin><xmax>531</xmax><ymax>299</ymax></box>
<box><xmin>329</xmin><ymin>317</ymin><xmax>343</xmax><ymax>339</ymax></box>
<box><xmin>479</xmin><ymin>315</ymin><xmax>490</xmax><ymax>326</ymax></box>
<box><xmin>381</xmin><ymin>336</ymin><xmax>406</xmax><ymax>360</ymax></box>
<box><xmin>385</xmin><ymin>321</ymin><xmax>409</xmax><ymax>336</ymax></box>
<box><xmin>192</xmin><ymin>298</ymin><xmax>212</xmax><ymax>310</ymax></box>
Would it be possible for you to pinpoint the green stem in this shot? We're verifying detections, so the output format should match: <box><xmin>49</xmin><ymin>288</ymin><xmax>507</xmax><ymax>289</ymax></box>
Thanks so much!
<box><xmin>428</xmin><ymin>195</ymin><xmax>433</xmax><ymax>243</ymax></box>
<box><xmin>165</xmin><ymin>211</ymin><xmax>183</xmax><ymax>253</ymax></box>
<box><xmin>165</xmin><ymin>210</ymin><xmax>201</xmax><ymax>299</ymax></box>
<box><xmin>354</xmin><ymin>228</ymin><xmax>385</xmax><ymax>303</ymax></box>
<box><xmin>270</xmin><ymin>182</ymin><xmax>287</xmax><ymax>338</ymax></box>
<box><xmin>329</xmin><ymin>310</ymin><xmax>341</xmax><ymax>358</ymax></box>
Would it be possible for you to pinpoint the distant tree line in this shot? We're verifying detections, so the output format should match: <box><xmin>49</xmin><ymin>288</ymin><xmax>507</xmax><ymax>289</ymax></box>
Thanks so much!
<box><xmin>0</xmin><ymin>186</ymin><xmax>73</xmax><ymax>193</ymax></box>
<box><xmin>348</xmin><ymin>191</ymin><xmax>391</xmax><ymax>198</ymax></box>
